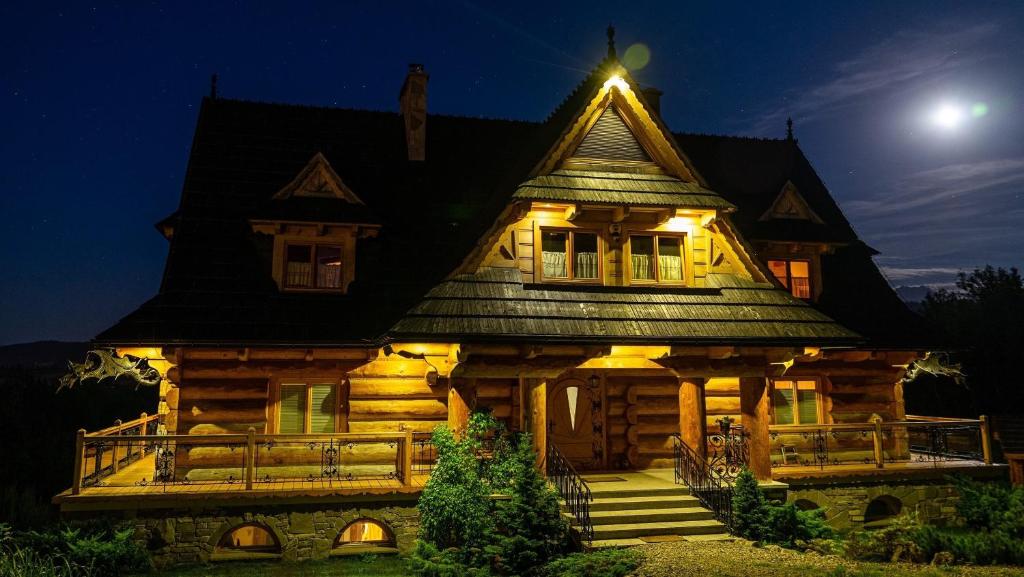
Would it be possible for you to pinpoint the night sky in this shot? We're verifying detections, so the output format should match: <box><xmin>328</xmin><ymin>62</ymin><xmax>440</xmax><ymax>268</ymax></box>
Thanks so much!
<box><xmin>3</xmin><ymin>1</ymin><xmax>1023</xmax><ymax>345</ymax></box>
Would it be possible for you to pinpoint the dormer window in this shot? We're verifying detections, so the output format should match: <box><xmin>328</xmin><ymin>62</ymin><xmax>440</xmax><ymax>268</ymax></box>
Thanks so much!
<box><xmin>768</xmin><ymin>259</ymin><xmax>811</xmax><ymax>299</ymax></box>
<box><xmin>627</xmin><ymin>233</ymin><xmax>686</xmax><ymax>284</ymax></box>
<box><xmin>540</xmin><ymin>229</ymin><xmax>600</xmax><ymax>281</ymax></box>
<box><xmin>285</xmin><ymin>244</ymin><xmax>343</xmax><ymax>289</ymax></box>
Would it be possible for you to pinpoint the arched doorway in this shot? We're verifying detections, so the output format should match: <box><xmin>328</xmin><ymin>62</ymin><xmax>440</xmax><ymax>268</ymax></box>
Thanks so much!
<box><xmin>548</xmin><ymin>377</ymin><xmax>601</xmax><ymax>470</ymax></box>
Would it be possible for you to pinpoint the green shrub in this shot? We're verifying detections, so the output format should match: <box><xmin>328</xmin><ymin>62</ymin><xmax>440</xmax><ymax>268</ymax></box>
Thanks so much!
<box><xmin>407</xmin><ymin>540</ymin><xmax>493</xmax><ymax>577</ymax></box>
<box><xmin>541</xmin><ymin>548</ymin><xmax>640</xmax><ymax>577</ymax></box>
<box><xmin>731</xmin><ymin>468</ymin><xmax>768</xmax><ymax>540</ymax></box>
<box><xmin>417</xmin><ymin>426</ymin><xmax>495</xmax><ymax>552</ymax></box>
<box><xmin>0</xmin><ymin>544</ymin><xmax>88</xmax><ymax>577</ymax></box>
<box><xmin>843</xmin><ymin>513</ymin><xmax>928</xmax><ymax>563</ymax></box>
<box><xmin>1</xmin><ymin>521</ymin><xmax>149</xmax><ymax>577</ymax></box>
<box><xmin>731</xmin><ymin>468</ymin><xmax>834</xmax><ymax>548</ymax></box>
<box><xmin>951</xmin><ymin>475</ymin><xmax>1024</xmax><ymax>536</ymax></box>
<box><xmin>487</xmin><ymin>434</ymin><xmax>568</xmax><ymax>577</ymax></box>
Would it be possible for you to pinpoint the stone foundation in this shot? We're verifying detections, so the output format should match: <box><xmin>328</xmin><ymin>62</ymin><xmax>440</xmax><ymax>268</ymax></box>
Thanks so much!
<box><xmin>125</xmin><ymin>500</ymin><xmax>419</xmax><ymax>568</ymax></box>
<box><xmin>785</xmin><ymin>480</ymin><xmax>960</xmax><ymax>531</ymax></box>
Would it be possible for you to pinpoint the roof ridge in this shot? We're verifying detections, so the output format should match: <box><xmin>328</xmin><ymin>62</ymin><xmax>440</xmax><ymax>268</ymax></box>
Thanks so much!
<box><xmin>205</xmin><ymin>95</ymin><xmax>540</xmax><ymax>126</ymax></box>
<box><xmin>672</xmin><ymin>130</ymin><xmax>789</xmax><ymax>143</ymax></box>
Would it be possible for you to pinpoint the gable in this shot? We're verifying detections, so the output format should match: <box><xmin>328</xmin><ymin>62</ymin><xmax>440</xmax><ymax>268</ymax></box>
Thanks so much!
<box><xmin>759</xmin><ymin>181</ymin><xmax>823</xmax><ymax>223</ymax></box>
<box><xmin>571</xmin><ymin>105</ymin><xmax>652</xmax><ymax>162</ymax></box>
<box><xmin>273</xmin><ymin>152</ymin><xmax>364</xmax><ymax>204</ymax></box>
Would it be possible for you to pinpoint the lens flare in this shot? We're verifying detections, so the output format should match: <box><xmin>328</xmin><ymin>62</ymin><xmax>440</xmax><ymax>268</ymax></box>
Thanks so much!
<box><xmin>971</xmin><ymin>102</ymin><xmax>989</xmax><ymax>118</ymax></box>
<box><xmin>622</xmin><ymin>43</ymin><xmax>651</xmax><ymax>70</ymax></box>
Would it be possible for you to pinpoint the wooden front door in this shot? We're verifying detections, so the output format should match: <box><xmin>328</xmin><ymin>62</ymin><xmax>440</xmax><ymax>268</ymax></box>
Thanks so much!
<box><xmin>548</xmin><ymin>377</ymin><xmax>600</xmax><ymax>470</ymax></box>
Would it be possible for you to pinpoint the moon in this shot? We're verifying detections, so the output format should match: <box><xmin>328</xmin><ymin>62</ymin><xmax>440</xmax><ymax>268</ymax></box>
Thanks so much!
<box><xmin>931</xmin><ymin>104</ymin><xmax>965</xmax><ymax>130</ymax></box>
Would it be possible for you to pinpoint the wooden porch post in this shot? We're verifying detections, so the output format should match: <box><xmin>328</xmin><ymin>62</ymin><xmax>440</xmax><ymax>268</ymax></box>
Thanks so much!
<box><xmin>447</xmin><ymin>379</ymin><xmax>472</xmax><ymax>437</ymax></box>
<box><xmin>678</xmin><ymin>378</ymin><xmax>707</xmax><ymax>458</ymax></box>
<box><xmin>72</xmin><ymin>429</ymin><xmax>86</xmax><ymax>495</ymax></box>
<box><xmin>980</xmin><ymin>415</ymin><xmax>993</xmax><ymax>465</ymax></box>
<box><xmin>245</xmin><ymin>427</ymin><xmax>255</xmax><ymax>490</ymax></box>
<box><xmin>526</xmin><ymin>378</ymin><xmax>547</xmax><ymax>473</ymax></box>
<box><xmin>739</xmin><ymin>377</ymin><xmax>772</xmax><ymax>481</ymax></box>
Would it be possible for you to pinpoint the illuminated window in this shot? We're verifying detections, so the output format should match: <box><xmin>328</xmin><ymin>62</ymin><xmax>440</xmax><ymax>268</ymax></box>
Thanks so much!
<box><xmin>335</xmin><ymin>518</ymin><xmax>395</xmax><ymax>549</ymax></box>
<box><xmin>628</xmin><ymin>234</ymin><xmax>685</xmax><ymax>283</ymax></box>
<box><xmin>285</xmin><ymin>244</ymin><xmax>342</xmax><ymax>289</ymax></box>
<box><xmin>767</xmin><ymin>259</ymin><xmax>811</xmax><ymax>299</ymax></box>
<box><xmin>541</xmin><ymin>230</ymin><xmax>599</xmax><ymax>281</ymax></box>
<box><xmin>216</xmin><ymin>524</ymin><xmax>280</xmax><ymax>553</ymax></box>
<box><xmin>279</xmin><ymin>383</ymin><xmax>336</xmax><ymax>434</ymax></box>
<box><xmin>772</xmin><ymin>380</ymin><xmax>820</xmax><ymax>425</ymax></box>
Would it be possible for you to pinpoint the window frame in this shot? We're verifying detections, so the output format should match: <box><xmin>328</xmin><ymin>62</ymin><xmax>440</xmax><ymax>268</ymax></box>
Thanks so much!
<box><xmin>537</xmin><ymin>227</ymin><xmax>603</xmax><ymax>283</ymax></box>
<box><xmin>283</xmin><ymin>242</ymin><xmax>345</xmax><ymax>291</ymax></box>
<box><xmin>767</xmin><ymin>258</ymin><xmax>812</xmax><ymax>300</ymax></box>
<box><xmin>270</xmin><ymin>378</ymin><xmax>346</xmax><ymax>434</ymax></box>
<box><xmin>770</xmin><ymin>379</ymin><xmax>824</xmax><ymax>426</ymax></box>
<box><xmin>625</xmin><ymin>232</ymin><xmax>689</xmax><ymax>285</ymax></box>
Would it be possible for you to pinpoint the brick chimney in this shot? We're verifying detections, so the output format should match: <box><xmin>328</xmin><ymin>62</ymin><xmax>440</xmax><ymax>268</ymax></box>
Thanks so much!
<box><xmin>641</xmin><ymin>86</ymin><xmax>663</xmax><ymax>116</ymax></box>
<box><xmin>399</xmin><ymin>64</ymin><xmax>429</xmax><ymax>161</ymax></box>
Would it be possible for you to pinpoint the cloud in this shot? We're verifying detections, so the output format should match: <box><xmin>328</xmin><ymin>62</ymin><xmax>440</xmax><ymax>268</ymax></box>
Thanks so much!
<box><xmin>751</xmin><ymin>22</ymin><xmax>999</xmax><ymax>134</ymax></box>
<box><xmin>845</xmin><ymin>157</ymin><xmax>1024</xmax><ymax>219</ymax></box>
<box><xmin>879</xmin><ymin>266</ymin><xmax>963</xmax><ymax>282</ymax></box>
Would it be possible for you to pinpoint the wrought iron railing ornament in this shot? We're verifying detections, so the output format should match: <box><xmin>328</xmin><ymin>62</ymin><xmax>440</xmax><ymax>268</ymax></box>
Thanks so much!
<box><xmin>673</xmin><ymin>434</ymin><xmax>732</xmax><ymax>531</ymax></box>
<box><xmin>546</xmin><ymin>442</ymin><xmax>594</xmax><ymax>544</ymax></box>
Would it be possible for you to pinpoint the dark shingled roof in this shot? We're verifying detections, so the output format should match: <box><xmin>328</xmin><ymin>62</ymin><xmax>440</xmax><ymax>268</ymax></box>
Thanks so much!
<box><xmin>390</xmin><ymin>267</ymin><xmax>857</xmax><ymax>345</ymax></box>
<box><xmin>512</xmin><ymin>169</ymin><xmax>733</xmax><ymax>209</ymax></box>
<box><xmin>97</xmin><ymin>73</ymin><xmax>927</xmax><ymax>349</ymax></box>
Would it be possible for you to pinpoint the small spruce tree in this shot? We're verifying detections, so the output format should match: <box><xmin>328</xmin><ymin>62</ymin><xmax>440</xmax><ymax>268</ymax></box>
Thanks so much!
<box><xmin>731</xmin><ymin>467</ymin><xmax>768</xmax><ymax>541</ymax></box>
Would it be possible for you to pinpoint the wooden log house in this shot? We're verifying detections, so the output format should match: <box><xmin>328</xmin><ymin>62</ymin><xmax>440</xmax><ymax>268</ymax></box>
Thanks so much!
<box><xmin>55</xmin><ymin>34</ymin><xmax>1006</xmax><ymax>560</ymax></box>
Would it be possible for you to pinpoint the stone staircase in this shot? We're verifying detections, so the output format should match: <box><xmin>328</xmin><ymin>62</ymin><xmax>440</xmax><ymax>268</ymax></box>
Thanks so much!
<box><xmin>562</xmin><ymin>470</ymin><xmax>733</xmax><ymax>548</ymax></box>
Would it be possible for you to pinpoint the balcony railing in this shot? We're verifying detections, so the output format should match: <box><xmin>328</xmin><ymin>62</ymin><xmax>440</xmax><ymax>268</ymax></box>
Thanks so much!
<box><xmin>768</xmin><ymin>416</ymin><xmax>993</xmax><ymax>471</ymax></box>
<box><xmin>72</xmin><ymin>425</ymin><xmax>425</xmax><ymax>495</ymax></box>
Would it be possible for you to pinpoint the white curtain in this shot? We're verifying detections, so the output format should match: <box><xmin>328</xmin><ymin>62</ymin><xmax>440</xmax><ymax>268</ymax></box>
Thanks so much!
<box><xmin>542</xmin><ymin>251</ymin><xmax>567</xmax><ymax>278</ymax></box>
<box><xmin>575</xmin><ymin>251</ymin><xmax>598</xmax><ymax>279</ymax></box>
<box><xmin>659</xmin><ymin>255</ymin><xmax>683</xmax><ymax>281</ymax></box>
<box><xmin>286</xmin><ymin>262</ymin><xmax>312</xmax><ymax>287</ymax></box>
<box><xmin>631</xmin><ymin>254</ymin><xmax>654</xmax><ymax>280</ymax></box>
<box><xmin>317</xmin><ymin>264</ymin><xmax>341</xmax><ymax>288</ymax></box>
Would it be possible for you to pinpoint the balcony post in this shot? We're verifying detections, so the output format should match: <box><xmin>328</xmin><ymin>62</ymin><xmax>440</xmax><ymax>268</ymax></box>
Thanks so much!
<box><xmin>678</xmin><ymin>378</ymin><xmax>707</xmax><ymax>459</ymax></box>
<box><xmin>980</xmin><ymin>415</ymin><xmax>992</xmax><ymax>465</ymax></box>
<box><xmin>72</xmin><ymin>428</ymin><xmax>86</xmax><ymax>495</ymax></box>
<box><xmin>871</xmin><ymin>415</ymin><xmax>884</xmax><ymax>468</ymax></box>
<box><xmin>739</xmin><ymin>377</ymin><xmax>772</xmax><ymax>480</ymax></box>
<box><xmin>403</xmin><ymin>430</ymin><xmax>414</xmax><ymax>487</ymax></box>
<box><xmin>245</xmin><ymin>427</ymin><xmax>256</xmax><ymax>490</ymax></box>
<box><xmin>112</xmin><ymin>419</ymin><xmax>123</xmax><ymax>474</ymax></box>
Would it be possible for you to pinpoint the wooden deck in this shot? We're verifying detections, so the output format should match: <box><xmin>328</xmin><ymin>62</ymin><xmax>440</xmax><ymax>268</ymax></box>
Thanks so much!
<box><xmin>771</xmin><ymin>456</ymin><xmax>1007</xmax><ymax>484</ymax></box>
<box><xmin>55</xmin><ymin>454</ymin><xmax>429</xmax><ymax>511</ymax></box>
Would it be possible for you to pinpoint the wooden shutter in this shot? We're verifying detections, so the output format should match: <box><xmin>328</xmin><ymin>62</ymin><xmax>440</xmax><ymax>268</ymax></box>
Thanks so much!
<box><xmin>310</xmin><ymin>384</ymin><xmax>337</xmax><ymax>433</ymax></box>
<box><xmin>279</xmin><ymin>384</ymin><xmax>307</xmax><ymax>433</ymax></box>
<box><xmin>772</xmin><ymin>382</ymin><xmax>795</xmax><ymax>425</ymax></box>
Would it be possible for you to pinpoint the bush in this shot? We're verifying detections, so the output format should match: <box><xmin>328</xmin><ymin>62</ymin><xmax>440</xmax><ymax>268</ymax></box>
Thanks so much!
<box><xmin>731</xmin><ymin>468</ymin><xmax>834</xmax><ymax>548</ymax></box>
<box><xmin>843</xmin><ymin>513</ymin><xmax>928</xmax><ymax>563</ymax></box>
<box><xmin>951</xmin><ymin>475</ymin><xmax>1024</xmax><ymax>536</ymax></box>
<box><xmin>487</xmin><ymin>434</ymin><xmax>568</xmax><ymax>576</ymax></box>
<box><xmin>541</xmin><ymin>548</ymin><xmax>640</xmax><ymax>577</ymax></box>
<box><xmin>413</xmin><ymin>413</ymin><xmax>571</xmax><ymax>576</ymax></box>
<box><xmin>417</xmin><ymin>426</ymin><xmax>494</xmax><ymax>553</ymax></box>
<box><xmin>0</xmin><ymin>520</ymin><xmax>149</xmax><ymax>577</ymax></box>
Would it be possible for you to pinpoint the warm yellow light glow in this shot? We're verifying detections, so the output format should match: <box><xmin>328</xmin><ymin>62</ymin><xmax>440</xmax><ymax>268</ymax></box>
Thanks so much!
<box><xmin>604</xmin><ymin>75</ymin><xmax>628</xmax><ymax>92</ymax></box>
<box><xmin>664</xmin><ymin>216</ymin><xmax>695</xmax><ymax>232</ymax></box>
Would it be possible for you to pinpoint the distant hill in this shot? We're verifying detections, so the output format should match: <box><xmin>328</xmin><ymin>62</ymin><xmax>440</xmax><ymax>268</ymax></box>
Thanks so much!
<box><xmin>0</xmin><ymin>341</ymin><xmax>90</xmax><ymax>369</ymax></box>
<box><xmin>895</xmin><ymin>285</ymin><xmax>933</xmax><ymax>311</ymax></box>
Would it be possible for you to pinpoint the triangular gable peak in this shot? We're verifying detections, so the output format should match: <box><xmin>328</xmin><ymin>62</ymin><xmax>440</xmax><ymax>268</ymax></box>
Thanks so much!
<box><xmin>272</xmin><ymin>152</ymin><xmax>364</xmax><ymax>204</ymax></box>
<box><xmin>537</xmin><ymin>70</ymin><xmax>703</xmax><ymax>183</ymax></box>
<box><xmin>759</xmin><ymin>180</ymin><xmax>823</xmax><ymax>223</ymax></box>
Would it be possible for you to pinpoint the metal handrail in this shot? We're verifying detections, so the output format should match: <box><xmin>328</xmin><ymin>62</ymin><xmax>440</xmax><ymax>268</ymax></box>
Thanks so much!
<box><xmin>546</xmin><ymin>442</ymin><xmax>593</xmax><ymax>544</ymax></box>
<box><xmin>672</xmin><ymin>434</ymin><xmax>733</xmax><ymax>531</ymax></box>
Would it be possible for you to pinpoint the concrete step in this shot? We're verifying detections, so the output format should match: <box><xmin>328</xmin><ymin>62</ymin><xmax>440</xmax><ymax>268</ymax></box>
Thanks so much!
<box><xmin>591</xmin><ymin>519</ymin><xmax>727</xmax><ymax>540</ymax></box>
<box><xmin>589</xmin><ymin>507</ymin><xmax>714</xmax><ymax>525</ymax></box>
<box><xmin>589</xmin><ymin>494</ymin><xmax>702</xmax><ymax>511</ymax></box>
<box><xmin>589</xmin><ymin>486</ymin><xmax>690</xmax><ymax>499</ymax></box>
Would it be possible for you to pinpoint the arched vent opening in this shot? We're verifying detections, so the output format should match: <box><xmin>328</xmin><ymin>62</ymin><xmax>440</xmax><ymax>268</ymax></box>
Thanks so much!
<box><xmin>864</xmin><ymin>495</ymin><xmax>903</xmax><ymax>526</ymax></box>
<box><xmin>333</xmin><ymin>518</ymin><xmax>397</xmax><ymax>553</ymax></box>
<box><xmin>793</xmin><ymin>499</ymin><xmax>820</xmax><ymax>512</ymax></box>
<box><xmin>215</xmin><ymin>523</ymin><xmax>280</xmax><ymax>554</ymax></box>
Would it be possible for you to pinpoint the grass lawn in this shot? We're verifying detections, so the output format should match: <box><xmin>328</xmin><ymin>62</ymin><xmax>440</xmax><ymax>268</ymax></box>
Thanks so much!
<box><xmin>153</xmin><ymin>554</ymin><xmax>411</xmax><ymax>577</ymax></box>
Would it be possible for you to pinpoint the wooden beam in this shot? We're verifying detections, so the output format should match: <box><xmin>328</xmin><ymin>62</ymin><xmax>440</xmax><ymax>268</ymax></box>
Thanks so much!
<box><xmin>564</xmin><ymin>204</ymin><xmax>580</xmax><ymax>221</ymax></box>
<box><xmin>739</xmin><ymin>377</ymin><xmax>772</xmax><ymax>481</ymax></box>
<box><xmin>612</xmin><ymin>206</ymin><xmax>631</xmax><ymax>223</ymax></box>
<box><xmin>679</xmin><ymin>378</ymin><xmax>707</xmax><ymax>459</ymax></box>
